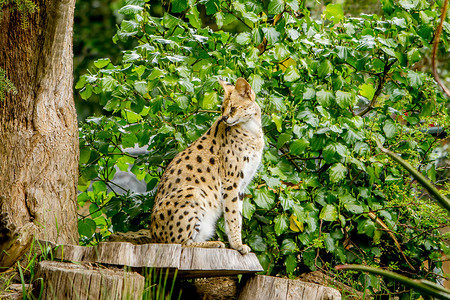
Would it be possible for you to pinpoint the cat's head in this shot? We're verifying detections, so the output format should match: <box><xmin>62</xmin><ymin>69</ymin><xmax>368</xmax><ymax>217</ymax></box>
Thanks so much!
<box><xmin>218</xmin><ymin>77</ymin><xmax>260</xmax><ymax>127</ymax></box>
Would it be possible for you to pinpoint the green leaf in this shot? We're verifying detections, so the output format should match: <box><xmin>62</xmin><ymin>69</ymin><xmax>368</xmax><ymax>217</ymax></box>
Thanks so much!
<box><xmin>317</xmin><ymin>60</ymin><xmax>332</xmax><ymax>78</ymax></box>
<box><xmin>243</xmin><ymin>198</ymin><xmax>256</xmax><ymax>219</ymax></box>
<box><xmin>148</xmin><ymin>68</ymin><xmax>166</xmax><ymax>80</ymax></box>
<box><xmin>121</xmin><ymin>20</ymin><xmax>139</xmax><ymax>33</ymax></box>
<box><xmin>262</xmin><ymin>27</ymin><xmax>281</xmax><ymax>44</ymax></box>
<box><xmin>383</xmin><ymin>119</ymin><xmax>397</xmax><ymax>139</ymax></box>
<box><xmin>268</xmin><ymin>0</ymin><xmax>284</xmax><ymax>14</ymax></box>
<box><xmin>323</xmin><ymin>143</ymin><xmax>346</xmax><ymax>164</ymax></box>
<box><xmin>249</xmin><ymin>74</ymin><xmax>264</xmax><ymax>93</ymax></box>
<box><xmin>324</xmin><ymin>3</ymin><xmax>344</xmax><ymax>24</ymax></box>
<box><xmin>398</xmin><ymin>0</ymin><xmax>418</xmax><ymax>10</ymax></box>
<box><xmin>290</xmin><ymin>138</ymin><xmax>309</xmax><ymax>155</ymax></box>
<box><xmin>171</xmin><ymin>0</ymin><xmax>188</xmax><ymax>13</ymax></box>
<box><xmin>101</xmin><ymin>76</ymin><xmax>117</xmax><ymax>92</ymax></box>
<box><xmin>236</xmin><ymin>32</ymin><xmax>251</xmax><ymax>45</ymax></box>
<box><xmin>118</xmin><ymin>4</ymin><xmax>143</xmax><ymax>15</ymax></box>
<box><xmin>80</xmin><ymin>84</ymin><xmax>93</xmax><ymax>100</ymax></box>
<box><xmin>357</xmin><ymin>219</ymin><xmax>376</xmax><ymax>237</ymax></box>
<box><xmin>254</xmin><ymin>187</ymin><xmax>276</xmax><ymax>209</ymax></box>
<box><xmin>201</xmin><ymin>91</ymin><xmax>218</xmax><ymax>109</ymax></box>
<box><xmin>75</xmin><ymin>76</ymin><xmax>86</xmax><ymax>90</ymax></box>
<box><xmin>248</xmin><ymin>234</ymin><xmax>267</xmax><ymax>252</ymax></box>
<box><xmin>335</xmin><ymin>90</ymin><xmax>354</xmax><ymax>109</ymax></box>
<box><xmin>286</xmin><ymin>0</ymin><xmax>299</xmax><ymax>11</ymax></box>
<box><xmin>316</xmin><ymin>89</ymin><xmax>334</xmax><ymax>107</ymax></box>
<box><xmin>271</xmin><ymin>113</ymin><xmax>283</xmax><ymax>132</ymax></box>
<box><xmin>204</xmin><ymin>0</ymin><xmax>220</xmax><ymax>15</ymax></box>
<box><xmin>187</xmin><ymin>5</ymin><xmax>202</xmax><ymax>29</ymax></box>
<box><xmin>303</xmin><ymin>87</ymin><xmax>315</xmax><ymax>100</ymax></box>
<box><xmin>277</xmin><ymin>132</ymin><xmax>291</xmax><ymax>149</ymax></box>
<box><xmin>274</xmin><ymin>214</ymin><xmax>289</xmax><ymax>235</ymax></box>
<box><xmin>274</xmin><ymin>44</ymin><xmax>290</xmax><ymax>60</ymax></box>
<box><xmin>336</xmin><ymin>46</ymin><xmax>349</xmax><ymax>60</ymax></box>
<box><xmin>281</xmin><ymin>238</ymin><xmax>297</xmax><ymax>253</ymax></box>
<box><xmin>380</xmin><ymin>46</ymin><xmax>396</xmax><ymax>58</ymax></box>
<box><xmin>407</xmin><ymin>48</ymin><xmax>421</xmax><ymax>65</ymax></box>
<box><xmin>284</xmin><ymin>65</ymin><xmax>300</xmax><ymax>82</ymax></box>
<box><xmin>78</xmin><ymin>218</ymin><xmax>96</xmax><ymax>237</ymax></box>
<box><xmin>329</xmin><ymin>163</ymin><xmax>347</xmax><ymax>183</ymax></box>
<box><xmin>285</xmin><ymin>255</ymin><xmax>297</xmax><ymax>273</ymax></box>
<box><xmin>94</xmin><ymin>58</ymin><xmax>110</xmax><ymax>69</ymax></box>
<box><xmin>319</xmin><ymin>204</ymin><xmax>338</xmax><ymax>222</ymax></box>
<box><xmin>174</xmin><ymin>94</ymin><xmax>190</xmax><ymax>110</ymax></box>
<box><xmin>359</xmin><ymin>83</ymin><xmax>376</xmax><ymax>100</ymax></box>
<box><xmin>407</xmin><ymin>70</ymin><xmax>422</xmax><ymax>89</ymax></box>
<box><xmin>79</xmin><ymin>148</ymin><xmax>91</xmax><ymax>165</ymax></box>
<box><xmin>134</xmin><ymin>81</ymin><xmax>148</xmax><ymax>95</ymax></box>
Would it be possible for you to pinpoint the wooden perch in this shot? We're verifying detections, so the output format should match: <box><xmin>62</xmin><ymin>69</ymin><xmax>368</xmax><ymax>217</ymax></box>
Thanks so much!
<box><xmin>41</xmin><ymin>240</ymin><xmax>263</xmax><ymax>278</ymax></box>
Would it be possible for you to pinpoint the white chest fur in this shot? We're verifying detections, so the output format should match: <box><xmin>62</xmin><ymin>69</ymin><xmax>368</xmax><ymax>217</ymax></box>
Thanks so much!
<box><xmin>236</xmin><ymin>123</ymin><xmax>264</xmax><ymax>191</ymax></box>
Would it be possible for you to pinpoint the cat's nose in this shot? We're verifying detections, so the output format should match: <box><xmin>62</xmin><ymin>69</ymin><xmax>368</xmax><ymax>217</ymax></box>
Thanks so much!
<box><xmin>222</xmin><ymin>115</ymin><xmax>228</xmax><ymax>122</ymax></box>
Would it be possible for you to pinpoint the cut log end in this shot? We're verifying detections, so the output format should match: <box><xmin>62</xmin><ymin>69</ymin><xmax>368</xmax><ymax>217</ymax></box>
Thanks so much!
<box><xmin>35</xmin><ymin>261</ymin><xmax>145</xmax><ymax>300</ymax></box>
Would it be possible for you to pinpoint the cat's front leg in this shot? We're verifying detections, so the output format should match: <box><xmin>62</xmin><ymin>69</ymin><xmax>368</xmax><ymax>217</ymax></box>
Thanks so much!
<box><xmin>222</xmin><ymin>183</ymin><xmax>250</xmax><ymax>255</ymax></box>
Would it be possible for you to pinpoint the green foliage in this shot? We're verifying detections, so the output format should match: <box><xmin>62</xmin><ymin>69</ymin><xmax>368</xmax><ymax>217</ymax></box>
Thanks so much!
<box><xmin>0</xmin><ymin>68</ymin><xmax>17</xmax><ymax>101</ymax></box>
<box><xmin>0</xmin><ymin>0</ymin><xmax>37</xmax><ymax>29</ymax></box>
<box><xmin>338</xmin><ymin>141</ymin><xmax>450</xmax><ymax>298</ymax></box>
<box><xmin>337</xmin><ymin>264</ymin><xmax>450</xmax><ymax>299</ymax></box>
<box><xmin>143</xmin><ymin>269</ymin><xmax>181</xmax><ymax>300</ymax></box>
<box><xmin>77</xmin><ymin>0</ymin><xmax>450</xmax><ymax>296</ymax></box>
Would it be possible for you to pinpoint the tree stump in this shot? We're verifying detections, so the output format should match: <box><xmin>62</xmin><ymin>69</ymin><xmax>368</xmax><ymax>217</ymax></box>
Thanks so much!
<box><xmin>34</xmin><ymin>261</ymin><xmax>144</xmax><ymax>300</ymax></box>
<box><xmin>239</xmin><ymin>275</ymin><xmax>341</xmax><ymax>300</ymax></box>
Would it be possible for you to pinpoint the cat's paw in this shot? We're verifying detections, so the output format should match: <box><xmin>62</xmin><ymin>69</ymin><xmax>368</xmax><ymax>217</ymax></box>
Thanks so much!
<box><xmin>234</xmin><ymin>244</ymin><xmax>251</xmax><ymax>255</ymax></box>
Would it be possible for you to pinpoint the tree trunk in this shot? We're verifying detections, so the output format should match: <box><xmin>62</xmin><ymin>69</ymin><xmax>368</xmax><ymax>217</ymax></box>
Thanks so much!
<box><xmin>0</xmin><ymin>0</ymin><xmax>79</xmax><ymax>269</ymax></box>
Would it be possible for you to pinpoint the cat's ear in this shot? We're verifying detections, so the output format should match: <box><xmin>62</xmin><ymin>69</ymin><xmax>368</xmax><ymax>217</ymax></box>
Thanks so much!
<box><xmin>235</xmin><ymin>78</ymin><xmax>253</xmax><ymax>99</ymax></box>
<box><xmin>218</xmin><ymin>78</ymin><xmax>234</xmax><ymax>98</ymax></box>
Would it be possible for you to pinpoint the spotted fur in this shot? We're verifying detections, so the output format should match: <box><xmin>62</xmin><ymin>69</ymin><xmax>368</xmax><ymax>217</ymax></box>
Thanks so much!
<box><xmin>149</xmin><ymin>78</ymin><xmax>264</xmax><ymax>255</ymax></box>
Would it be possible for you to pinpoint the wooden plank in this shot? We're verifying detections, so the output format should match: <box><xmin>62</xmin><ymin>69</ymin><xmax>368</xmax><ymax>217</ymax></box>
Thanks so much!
<box><xmin>44</xmin><ymin>241</ymin><xmax>181</xmax><ymax>269</ymax></box>
<box><xmin>179</xmin><ymin>247</ymin><xmax>264</xmax><ymax>278</ymax></box>
<box><xmin>35</xmin><ymin>261</ymin><xmax>145</xmax><ymax>300</ymax></box>
<box><xmin>239</xmin><ymin>275</ymin><xmax>341</xmax><ymax>300</ymax></box>
<box><xmin>42</xmin><ymin>240</ymin><xmax>263</xmax><ymax>278</ymax></box>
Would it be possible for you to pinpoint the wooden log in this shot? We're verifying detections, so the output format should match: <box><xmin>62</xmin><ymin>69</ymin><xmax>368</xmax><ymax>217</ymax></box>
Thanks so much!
<box><xmin>45</xmin><ymin>240</ymin><xmax>181</xmax><ymax>269</ymax></box>
<box><xmin>34</xmin><ymin>261</ymin><xmax>144</xmax><ymax>300</ymax></box>
<box><xmin>42</xmin><ymin>240</ymin><xmax>263</xmax><ymax>278</ymax></box>
<box><xmin>300</xmin><ymin>271</ymin><xmax>364</xmax><ymax>298</ymax></box>
<box><xmin>179</xmin><ymin>247</ymin><xmax>263</xmax><ymax>278</ymax></box>
<box><xmin>239</xmin><ymin>275</ymin><xmax>341</xmax><ymax>300</ymax></box>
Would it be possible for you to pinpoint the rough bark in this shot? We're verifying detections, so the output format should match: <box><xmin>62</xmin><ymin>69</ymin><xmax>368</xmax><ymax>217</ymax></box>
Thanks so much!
<box><xmin>35</xmin><ymin>261</ymin><xmax>145</xmax><ymax>300</ymax></box>
<box><xmin>0</xmin><ymin>0</ymin><xmax>79</xmax><ymax>270</ymax></box>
